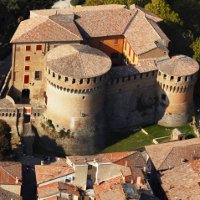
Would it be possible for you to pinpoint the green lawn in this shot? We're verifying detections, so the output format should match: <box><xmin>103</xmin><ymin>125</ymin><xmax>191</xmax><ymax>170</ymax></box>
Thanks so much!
<box><xmin>103</xmin><ymin>123</ymin><xmax>195</xmax><ymax>153</ymax></box>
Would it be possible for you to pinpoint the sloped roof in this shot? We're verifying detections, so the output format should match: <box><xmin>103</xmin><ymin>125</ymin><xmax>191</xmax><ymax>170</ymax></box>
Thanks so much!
<box><xmin>0</xmin><ymin>162</ymin><xmax>22</xmax><ymax>181</ymax></box>
<box><xmin>158</xmin><ymin>55</ymin><xmax>199</xmax><ymax>76</ymax></box>
<box><xmin>0</xmin><ymin>188</ymin><xmax>22</xmax><ymax>200</ymax></box>
<box><xmin>11</xmin><ymin>17</ymin><xmax>82</xmax><ymax>43</ymax></box>
<box><xmin>145</xmin><ymin>138</ymin><xmax>200</xmax><ymax>171</ymax></box>
<box><xmin>46</xmin><ymin>44</ymin><xmax>111</xmax><ymax>78</ymax></box>
<box><xmin>161</xmin><ymin>160</ymin><xmax>200</xmax><ymax>200</ymax></box>
<box><xmin>13</xmin><ymin>4</ymin><xmax>169</xmax><ymax>56</ymax></box>
<box><xmin>75</xmin><ymin>7</ymin><xmax>137</xmax><ymax>38</ymax></box>
<box><xmin>124</xmin><ymin>10</ymin><xmax>162</xmax><ymax>55</ymax></box>
<box><xmin>35</xmin><ymin>164</ymin><xmax>74</xmax><ymax>185</ymax></box>
<box><xmin>37</xmin><ymin>182</ymin><xmax>59</xmax><ymax>198</ymax></box>
<box><xmin>94</xmin><ymin>176</ymin><xmax>126</xmax><ymax>200</ymax></box>
<box><xmin>67</xmin><ymin>151</ymin><xmax>136</xmax><ymax>165</ymax></box>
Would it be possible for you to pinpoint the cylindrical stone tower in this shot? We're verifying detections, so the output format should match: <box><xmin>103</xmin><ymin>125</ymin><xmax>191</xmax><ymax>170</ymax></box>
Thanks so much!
<box><xmin>44</xmin><ymin>44</ymin><xmax>111</xmax><ymax>155</ymax></box>
<box><xmin>156</xmin><ymin>55</ymin><xmax>199</xmax><ymax>127</ymax></box>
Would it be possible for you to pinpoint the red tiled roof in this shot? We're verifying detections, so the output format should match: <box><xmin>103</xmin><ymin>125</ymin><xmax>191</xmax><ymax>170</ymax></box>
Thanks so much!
<box><xmin>146</xmin><ymin>138</ymin><xmax>200</xmax><ymax>171</ymax></box>
<box><xmin>46</xmin><ymin>44</ymin><xmax>111</xmax><ymax>78</ymax></box>
<box><xmin>94</xmin><ymin>176</ymin><xmax>126</xmax><ymax>200</ymax></box>
<box><xmin>124</xmin><ymin>10</ymin><xmax>162</xmax><ymax>55</ymax></box>
<box><xmin>12</xmin><ymin>4</ymin><xmax>169</xmax><ymax>56</ymax></box>
<box><xmin>161</xmin><ymin>159</ymin><xmax>200</xmax><ymax>200</ymax></box>
<box><xmin>158</xmin><ymin>55</ymin><xmax>199</xmax><ymax>76</ymax></box>
<box><xmin>35</xmin><ymin>164</ymin><xmax>74</xmax><ymax>185</ymax></box>
<box><xmin>37</xmin><ymin>182</ymin><xmax>59</xmax><ymax>199</ymax></box>
<box><xmin>0</xmin><ymin>162</ymin><xmax>22</xmax><ymax>180</ymax></box>
<box><xmin>11</xmin><ymin>17</ymin><xmax>82</xmax><ymax>43</ymax></box>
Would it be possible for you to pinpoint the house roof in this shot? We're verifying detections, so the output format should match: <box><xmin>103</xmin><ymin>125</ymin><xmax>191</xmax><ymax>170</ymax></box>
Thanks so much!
<box><xmin>75</xmin><ymin>6</ymin><xmax>137</xmax><ymax>38</ymax></box>
<box><xmin>46</xmin><ymin>44</ymin><xmax>111</xmax><ymax>78</ymax></box>
<box><xmin>0</xmin><ymin>98</ymin><xmax>15</xmax><ymax>108</ymax></box>
<box><xmin>37</xmin><ymin>182</ymin><xmax>59</xmax><ymax>199</ymax></box>
<box><xmin>124</xmin><ymin>10</ymin><xmax>164</xmax><ymax>55</ymax></box>
<box><xmin>13</xmin><ymin>4</ymin><xmax>169</xmax><ymax>56</ymax></box>
<box><xmin>0</xmin><ymin>162</ymin><xmax>22</xmax><ymax>181</ymax></box>
<box><xmin>158</xmin><ymin>55</ymin><xmax>199</xmax><ymax>76</ymax></box>
<box><xmin>145</xmin><ymin>138</ymin><xmax>200</xmax><ymax>171</ymax></box>
<box><xmin>35</xmin><ymin>164</ymin><xmax>74</xmax><ymax>185</ymax></box>
<box><xmin>94</xmin><ymin>176</ymin><xmax>126</xmax><ymax>200</ymax></box>
<box><xmin>0</xmin><ymin>188</ymin><xmax>22</xmax><ymax>200</ymax></box>
<box><xmin>11</xmin><ymin>16</ymin><xmax>82</xmax><ymax>43</ymax></box>
<box><xmin>58</xmin><ymin>182</ymin><xmax>82</xmax><ymax>196</ymax></box>
<box><xmin>67</xmin><ymin>151</ymin><xmax>137</xmax><ymax>166</ymax></box>
<box><xmin>161</xmin><ymin>159</ymin><xmax>200</xmax><ymax>200</ymax></box>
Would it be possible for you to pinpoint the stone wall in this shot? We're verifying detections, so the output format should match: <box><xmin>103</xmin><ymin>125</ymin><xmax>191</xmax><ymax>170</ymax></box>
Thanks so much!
<box><xmin>105</xmin><ymin>71</ymin><xmax>158</xmax><ymax>132</ymax></box>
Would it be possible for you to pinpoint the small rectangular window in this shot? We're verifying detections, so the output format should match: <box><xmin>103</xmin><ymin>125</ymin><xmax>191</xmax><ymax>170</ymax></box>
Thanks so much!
<box><xmin>36</xmin><ymin>45</ymin><xmax>42</xmax><ymax>51</ymax></box>
<box><xmin>178</xmin><ymin>77</ymin><xmax>181</xmax><ymax>82</ymax></box>
<box><xmin>35</xmin><ymin>71</ymin><xmax>42</xmax><ymax>80</ymax></box>
<box><xmin>24</xmin><ymin>75</ymin><xmax>29</xmax><ymax>84</ymax></box>
<box><xmin>25</xmin><ymin>56</ymin><xmax>30</xmax><ymax>61</ymax></box>
<box><xmin>26</xmin><ymin>46</ymin><xmax>31</xmax><ymax>51</ymax></box>
<box><xmin>25</xmin><ymin>66</ymin><xmax>30</xmax><ymax>71</ymax></box>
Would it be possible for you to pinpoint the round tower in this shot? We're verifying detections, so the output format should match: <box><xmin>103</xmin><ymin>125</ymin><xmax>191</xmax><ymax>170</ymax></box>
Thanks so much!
<box><xmin>156</xmin><ymin>55</ymin><xmax>199</xmax><ymax>127</ymax></box>
<box><xmin>44</xmin><ymin>44</ymin><xmax>111</xmax><ymax>154</ymax></box>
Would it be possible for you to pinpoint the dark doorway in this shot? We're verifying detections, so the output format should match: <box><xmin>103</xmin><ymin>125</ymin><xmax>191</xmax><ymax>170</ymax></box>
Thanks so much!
<box><xmin>22</xmin><ymin>89</ymin><xmax>30</xmax><ymax>104</ymax></box>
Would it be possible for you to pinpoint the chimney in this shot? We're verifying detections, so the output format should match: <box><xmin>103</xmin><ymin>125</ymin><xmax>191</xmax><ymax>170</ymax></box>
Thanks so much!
<box><xmin>41</xmin><ymin>160</ymin><xmax>44</xmax><ymax>166</ymax></box>
<box><xmin>15</xmin><ymin>177</ymin><xmax>19</xmax><ymax>184</ymax></box>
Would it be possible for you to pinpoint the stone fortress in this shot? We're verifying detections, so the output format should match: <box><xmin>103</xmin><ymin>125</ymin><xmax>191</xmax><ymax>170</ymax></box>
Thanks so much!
<box><xmin>0</xmin><ymin>4</ymin><xmax>199</xmax><ymax>155</ymax></box>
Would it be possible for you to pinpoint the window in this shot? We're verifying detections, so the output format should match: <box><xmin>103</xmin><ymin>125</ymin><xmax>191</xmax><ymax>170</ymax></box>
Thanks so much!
<box><xmin>25</xmin><ymin>56</ymin><xmax>30</xmax><ymax>61</ymax></box>
<box><xmin>178</xmin><ymin>77</ymin><xmax>181</xmax><ymax>82</ymax></box>
<box><xmin>170</xmin><ymin>76</ymin><xmax>174</xmax><ymax>81</ymax></box>
<box><xmin>163</xmin><ymin>74</ymin><xmax>167</xmax><ymax>79</ymax></box>
<box><xmin>36</xmin><ymin>45</ymin><xmax>42</xmax><ymax>51</ymax></box>
<box><xmin>25</xmin><ymin>66</ymin><xmax>30</xmax><ymax>71</ymax></box>
<box><xmin>72</xmin><ymin>79</ymin><xmax>76</xmax><ymax>84</ymax></box>
<box><xmin>35</xmin><ymin>71</ymin><xmax>42</xmax><ymax>80</ymax></box>
<box><xmin>24</xmin><ymin>75</ymin><xmax>29</xmax><ymax>84</ymax></box>
<box><xmin>26</xmin><ymin>46</ymin><xmax>31</xmax><ymax>51</ymax></box>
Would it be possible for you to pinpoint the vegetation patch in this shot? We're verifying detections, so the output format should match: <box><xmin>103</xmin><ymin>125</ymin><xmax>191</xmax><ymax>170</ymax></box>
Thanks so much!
<box><xmin>103</xmin><ymin>123</ymin><xmax>195</xmax><ymax>153</ymax></box>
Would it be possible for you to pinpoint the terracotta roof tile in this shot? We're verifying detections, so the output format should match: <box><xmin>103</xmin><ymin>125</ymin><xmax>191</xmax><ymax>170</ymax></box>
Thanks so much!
<box><xmin>0</xmin><ymin>162</ymin><xmax>22</xmax><ymax>181</ymax></box>
<box><xmin>124</xmin><ymin>10</ymin><xmax>162</xmax><ymax>55</ymax></box>
<box><xmin>46</xmin><ymin>44</ymin><xmax>111</xmax><ymax>78</ymax></box>
<box><xmin>11</xmin><ymin>17</ymin><xmax>82</xmax><ymax>43</ymax></box>
<box><xmin>0</xmin><ymin>98</ymin><xmax>15</xmax><ymax>108</ymax></box>
<box><xmin>35</xmin><ymin>164</ymin><xmax>74</xmax><ymax>185</ymax></box>
<box><xmin>161</xmin><ymin>160</ymin><xmax>200</xmax><ymax>200</ymax></box>
<box><xmin>158</xmin><ymin>55</ymin><xmax>199</xmax><ymax>76</ymax></box>
<box><xmin>58</xmin><ymin>182</ymin><xmax>82</xmax><ymax>196</ymax></box>
<box><xmin>13</xmin><ymin>4</ymin><xmax>168</xmax><ymax>56</ymax></box>
<box><xmin>145</xmin><ymin>138</ymin><xmax>200</xmax><ymax>171</ymax></box>
<box><xmin>94</xmin><ymin>176</ymin><xmax>126</xmax><ymax>200</ymax></box>
<box><xmin>37</xmin><ymin>182</ymin><xmax>59</xmax><ymax>198</ymax></box>
<box><xmin>0</xmin><ymin>188</ymin><xmax>22</xmax><ymax>200</ymax></box>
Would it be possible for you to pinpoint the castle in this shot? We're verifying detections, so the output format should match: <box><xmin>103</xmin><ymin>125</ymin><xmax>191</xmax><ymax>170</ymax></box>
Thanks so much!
<box><xmin>0</xmin><ymin>4</ymin><xmax>199</xmax><ymax>155</ymax></box>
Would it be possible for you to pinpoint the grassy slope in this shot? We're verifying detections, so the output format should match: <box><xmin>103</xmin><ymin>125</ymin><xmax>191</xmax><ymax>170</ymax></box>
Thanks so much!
<box><xmin>103</xmin><ymin>124</ymin><xmax>194</xmax><ymax>153</ymax></box>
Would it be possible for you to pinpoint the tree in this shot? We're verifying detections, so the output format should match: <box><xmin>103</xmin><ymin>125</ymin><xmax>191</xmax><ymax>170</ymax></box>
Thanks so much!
<box><xmin>0</xmin><ymin>120</ymin><xmax>11</xmax><ymax>160</ymax></box>
<box><xmin>85</xmin><ymin>0</ymin><xmax>150</xmax><ymax>7</ymax></box>
<box><xmin>191</xmin><ymin>37</ymin><xmax>200</xmax><ymax>62</ymax></box>
<box><xmin>145</xmin><ymin>0</ymin><xmax>183</xmax><ymax>25</ymax></box>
